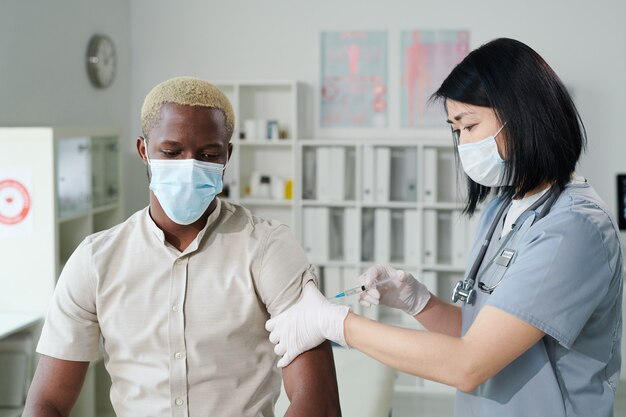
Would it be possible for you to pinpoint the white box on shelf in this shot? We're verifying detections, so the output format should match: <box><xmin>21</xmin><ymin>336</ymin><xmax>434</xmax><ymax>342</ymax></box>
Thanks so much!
<box><xmin>374</xmin><ymin>147</ymin><xmax>391</xmax><ymax>202</ymax></box>
<box><xmin>302</xmin><ymin>207</ymin><xmax>319</xmax><ymax>260</ymax></box>
<box><xmin>374</xmin><ymin>208</ymin><xmax>391</xmax><ymax>263</ymax></box>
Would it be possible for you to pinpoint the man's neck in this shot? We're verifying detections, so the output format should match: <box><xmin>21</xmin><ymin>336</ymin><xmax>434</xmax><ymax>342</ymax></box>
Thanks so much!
<box><xmin>149</xmin><ymin>195</ymin><xmax>217</xmax><ymax>252</ymax></box>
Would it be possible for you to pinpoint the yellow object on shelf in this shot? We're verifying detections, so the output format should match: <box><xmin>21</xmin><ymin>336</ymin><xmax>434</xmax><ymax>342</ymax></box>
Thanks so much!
<box><xmin>284</xmin><ymin>179</ymin><xmax>293</xmax><ymax>200</ymax></box>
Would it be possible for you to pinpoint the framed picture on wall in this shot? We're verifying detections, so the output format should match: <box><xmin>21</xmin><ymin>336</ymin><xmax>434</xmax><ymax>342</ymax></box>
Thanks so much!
<box><xmin>617</xmin><ymin>174</ymin><xmax>626</xmax><ymax>230</ymax></box>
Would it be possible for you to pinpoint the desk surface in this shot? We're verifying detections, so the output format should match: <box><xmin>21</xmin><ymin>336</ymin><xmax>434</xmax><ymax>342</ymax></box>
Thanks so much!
<box><xmin>0</xmin><ymin>312</ymin><xmax>42</xmax><ymax>340</ymax></box>
<box><xmin>275</xmin><ymin>346</ymin><xmax>396</xmax><ymax>417</ymax></box>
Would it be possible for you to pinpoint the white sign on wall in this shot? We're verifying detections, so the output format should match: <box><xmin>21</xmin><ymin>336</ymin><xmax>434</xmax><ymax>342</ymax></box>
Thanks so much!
<box><xmin>0</xmin><ymin>168</ymin><xmax>33</xmax><ymax>238</ymax></box>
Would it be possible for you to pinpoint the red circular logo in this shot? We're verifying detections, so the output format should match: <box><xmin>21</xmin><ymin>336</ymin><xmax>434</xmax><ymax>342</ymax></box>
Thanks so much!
<box><xmin>0</xmin><ymin>179</ymin><xmax>31</xmax><ymax>225</ymax></box>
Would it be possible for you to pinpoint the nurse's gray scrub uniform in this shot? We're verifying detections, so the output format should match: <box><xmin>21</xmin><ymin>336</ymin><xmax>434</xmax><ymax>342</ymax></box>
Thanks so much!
<box><xmin>455</xmin><ymin>180</ymin><xmax>623</xmax><ymax>417</ymax></box>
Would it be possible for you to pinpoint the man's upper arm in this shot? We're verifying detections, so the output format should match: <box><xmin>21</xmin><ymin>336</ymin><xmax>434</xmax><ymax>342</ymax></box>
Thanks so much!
<box><xmin>37</xmin><ymin>239</ymin><xmax>100</xmax><ymax>361</ymax></box>
<box><xmin>256</xmin><ymin>224</ymin><xmax>317</xmax><ymax>316</ymax></box>
<box><xmin>282</xmin><ymin>341</ymin><xmax>341</xmax><ymax>417</ymax></box>
<box><xmin>23</xmin><ymin>356</ymin><xmax>90</xmax><ymax>417</ymax></box>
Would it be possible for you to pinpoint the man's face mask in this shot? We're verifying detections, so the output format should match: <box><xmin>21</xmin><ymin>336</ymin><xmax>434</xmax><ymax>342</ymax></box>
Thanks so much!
<box><xmin>144</xmin><ymin>139</ymin><xmax>224</xmax><ymax>225</ymax></box>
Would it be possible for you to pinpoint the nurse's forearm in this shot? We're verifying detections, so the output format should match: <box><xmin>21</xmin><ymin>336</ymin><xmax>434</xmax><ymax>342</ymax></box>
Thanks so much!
<box><xmin>414</xmin><ymin>294</ymin><xmax>462</xmax><ymax>337</ymax></box>
<box><xmin>344</xmin><ymin>306</ymin><xmax>545</xmax><ymax>392</ymax></box>
<box><xmin>344</xmin><ymin>313</ymin><xmax>469</xmax><ymax>390</ymax></box>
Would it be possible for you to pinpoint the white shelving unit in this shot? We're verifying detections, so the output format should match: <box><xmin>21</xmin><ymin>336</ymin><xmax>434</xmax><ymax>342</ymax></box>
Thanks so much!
<box><xmin>214</xmin><ymin>81</ymin><xmax>309</xmax><ymax>229</ymax></box>
<box><xmin>295</xmin><ymin>137</ymin><xmax>479</xmax><ymax>395</ymax></box>
<box><xmin>0</xmin><ymin>127</ymin><xmax>120</xmax><ymax>416</ymax></box>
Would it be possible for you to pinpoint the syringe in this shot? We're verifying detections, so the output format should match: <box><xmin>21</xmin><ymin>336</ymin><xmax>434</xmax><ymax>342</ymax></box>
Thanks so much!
<box><xmin>328</xmin><ymin>276</ymin><xmax>395</xmax><ymax>299</ymax></box>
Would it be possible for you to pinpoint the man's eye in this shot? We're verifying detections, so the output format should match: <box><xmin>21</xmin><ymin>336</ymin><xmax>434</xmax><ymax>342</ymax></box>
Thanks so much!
<box><xmin>161</xmin><ymin>149</ymin><xmax>179</xmax><ymax>157</ymax></box>
<box><xmin>201</xmin><ymin>153</ymin><xmax>220</xmax><ymax>160</ymax></box>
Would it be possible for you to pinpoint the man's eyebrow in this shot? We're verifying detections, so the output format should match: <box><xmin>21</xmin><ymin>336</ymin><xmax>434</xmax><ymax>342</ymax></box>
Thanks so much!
<box><xmin>446</xmin><ymin>111</ymin><xmax>473</xmax><ymax>124</ymax></box>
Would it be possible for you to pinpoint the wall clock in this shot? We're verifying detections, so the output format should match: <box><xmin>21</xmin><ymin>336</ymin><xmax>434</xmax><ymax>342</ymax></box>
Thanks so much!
<box><xmin>86</xmin><ymin>34</ymin><xmax>116</xmax><ymax>89</ymax></box>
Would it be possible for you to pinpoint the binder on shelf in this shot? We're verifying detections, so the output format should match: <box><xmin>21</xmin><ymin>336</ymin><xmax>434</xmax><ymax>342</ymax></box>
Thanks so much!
<box><xmin>374</xmin><ymin>147</ymin><xmax>391</xmax><ymax>202</ymax></box>
<box><xmin>344</xmin><ymin>148</ymin><xmax>357</xmax><ymax>200</ymax></box>
<box><xmin>374</xmin><ymin>208</ymin><xmax>391</xmax><ymax>263</ymax></box>
<box><xmin>361</xmin><ymin>209</ymin><xmax>375</xmax><ymax>262</ymax></box>
<box><xmin>303</xmin><ymin>207</ymin><xmax>330</xmax><ymax>261</ymax></box>
<box><xmin>423</xmin><ymin>210</ymin><xmax>438</xmax><ymax>264</ymax></box>
<box><xmin>390</xmin><ymin>147</ymin><xmax>418</xmax><ymax>202</ymax></box>
<box><xmin>404</xmin><ymin>210</ymin><xmax>420</xmax><ymax>264</ymax></box>
<box><xmin>423</xmin><ymin>148</ymin><xmax>438</xmax><ymax>203</ymax></box>
<box><xmin>316</xmin><ymin>147</ymin><xmax>332</xmax><ymax>201</ymax></box>
<box><xmin>328</xmin><ymin>147</ymin><xmax>346</xmax><ymax>201</ymax></box>
<box><xmin>343</xmin><ymin>208</ymin><xmax>359</xmax><ymax>263</ymax></box>
<box><xmin>317</xmin><ymin>207</ymin><xmax>330</xmax><ymax>261</ymax></box>
<box><xmin>302</xmin><ymin>147</ymin><xmax>317</xmax><ymax>199</ymax></box>
<box><xmin>329</xmin><ymin>208</ymin><xmax>344</xmax><ymax>260</ymax></box>
<box><xmin>362</xmin><ymin>145</ymin><xmax>375</xmax><ymax>202</ymax></box>
<box><xmin>302</xmin><ymin>207</ymin><xmax>318</xmax><ymax>260</ymax></box>
<box><xmin>390</xmin><ymin>210</ymin><xmax>405</xmax><ymax>262</ymax></box>
<box><xmin>437</xmin><ymin>149</ymin><xmax>456</xmax><ymax>202</ymax></box>
<box><xmin>437</xmin><ymin>211</ymin><xmax>453</xmax><ymax>265</ymax></box>
<box><xmin>451</xmin><ymin>214</ymin><xmax>468</xmax><ymax>266</ymax></box>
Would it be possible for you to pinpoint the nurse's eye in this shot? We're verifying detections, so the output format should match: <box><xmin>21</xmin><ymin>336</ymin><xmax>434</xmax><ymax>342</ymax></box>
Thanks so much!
<box><xmin>463</xmin><ymin>124</ymin><xmax>476</xmax><ymax>132</ymax></box>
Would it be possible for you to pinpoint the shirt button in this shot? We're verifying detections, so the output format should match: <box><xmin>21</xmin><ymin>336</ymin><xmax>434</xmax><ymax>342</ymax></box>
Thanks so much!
<box><xmin>175</xmin><ymin>398</ymin><xmax>184</xmax><ymax>406</ymax></box>
<box><xmin>175</xmin><ymin>352</ymin><xmax>185</xmax><ymax>359</ymax></box>
<box><xmin>172</xmin><ymin>305</ymin><xmax>179</xmax><ymax>312</ymax></box>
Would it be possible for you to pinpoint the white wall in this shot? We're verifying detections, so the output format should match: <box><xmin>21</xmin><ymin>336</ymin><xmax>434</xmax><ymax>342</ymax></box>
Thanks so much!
<box><xmin>0</xmin><ymin>0</ymin><xmax>131</xmax><ymax>205</ymax></box>
<box><xmin>128</xmin><ymin>0</ymin><xmax>626</xmax><ymax>240</ymax></box>
<box><xmin>129</xmin><ymin>0</ymin><xmax>626</xmax><ymax>377</ymax></box>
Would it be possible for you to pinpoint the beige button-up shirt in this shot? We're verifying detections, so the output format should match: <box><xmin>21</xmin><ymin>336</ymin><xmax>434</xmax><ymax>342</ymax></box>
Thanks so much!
<box><xmin>37</xmin><ymin>199</ymin><xmax>315</xmax><ymax>417</ymax></box>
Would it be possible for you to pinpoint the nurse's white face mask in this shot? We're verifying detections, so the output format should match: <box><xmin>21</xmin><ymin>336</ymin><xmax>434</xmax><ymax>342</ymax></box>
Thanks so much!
<box><xmin>457</xmin><ymin>123</ymin><xmax>509</xmax><ymax>187</ymax></box>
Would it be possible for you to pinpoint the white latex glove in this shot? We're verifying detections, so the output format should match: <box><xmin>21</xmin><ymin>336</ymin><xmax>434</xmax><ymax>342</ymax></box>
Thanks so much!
<box><xmin>265</xmin><ymin>282</ymin><xmax>350</xmax><ymax>368</ymax></box>
<box><xmin>358</xmin><ymin>265</ymin><xmax>431</xmax><ymax>316</ymax></box>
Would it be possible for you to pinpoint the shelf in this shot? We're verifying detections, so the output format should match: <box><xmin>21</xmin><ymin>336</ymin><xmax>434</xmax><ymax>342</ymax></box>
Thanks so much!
<box><xmin>301</xmin><ymin>200</ymin><xmax>357</xmax><ymax>207</ymax></box>
<box><xmin>421</xmin><ymin>264</ymin><xmax>466</xmax><ymax>273</ymax></box>
<box><xmin>0</xmin><ymin>408</ymin><xmax>23</xmax><ymax>417</ymax></box>
<box><xmin>58</xmin><ymin>210</ymin><xmax>91</xmax><ymax>224</ymax></box>
<box><xmin>311</xmin><ymin>260</ymin><xmax>359</xmax><ymax>268</ymax></box>
<box><xmin>421</xmin><ymin>202</ymin><xmax>463</xmax><ymax>210</ymax></box>
<box><xmin>238</xmin><ymin>198</ymin><xmax>293</xmax><ymax>207</ymax></box>
<box><xmin>236</xmin><ymin>140</ymin><xmax>293</xmax><ymax>147</ymax></box>
<box><xmin>0</xmin><ymin>313</ymin><xmax>42</xmax><ymax>340</ymax></box>
<box><xmin>91</xmin><ymin>203</ymin><xmax>120</xmax><ymax>214</ymax></box>
<box><xmin>362</xmin><ymin>201</ymin><xmax>419</xmax><ymax>209</ymax></box>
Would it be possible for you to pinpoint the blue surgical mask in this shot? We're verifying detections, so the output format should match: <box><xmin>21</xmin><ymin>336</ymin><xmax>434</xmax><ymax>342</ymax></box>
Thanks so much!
<box><xmin>145</xmin><ymin>140</ymin><xmax>224</xmax><ymax>225</ymax></box>
<box><xmin>457</xmin><ymin>124</ymin><xmax>509</xmax><ymax>187</ymax></box>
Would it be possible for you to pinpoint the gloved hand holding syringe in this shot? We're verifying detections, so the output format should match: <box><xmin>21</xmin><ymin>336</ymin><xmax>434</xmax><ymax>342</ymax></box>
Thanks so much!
<box><xmin>328</xmin><ymin>276</ymin><xmax>395</xmax><ymax>299</ymax></box>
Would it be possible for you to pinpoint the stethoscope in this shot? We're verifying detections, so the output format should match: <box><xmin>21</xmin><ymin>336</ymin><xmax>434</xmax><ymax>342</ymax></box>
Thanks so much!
<box><xmin>452</xmin><ymin>183</ymin><xmax>563</xmax><ymax>305</ymax></box>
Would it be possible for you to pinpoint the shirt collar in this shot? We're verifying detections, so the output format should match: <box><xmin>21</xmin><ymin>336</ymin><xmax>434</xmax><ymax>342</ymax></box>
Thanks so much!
<box><xmin>143</xmin><ymin>198</ymin><xmax>224</xmax><ymax>253</ymax></box>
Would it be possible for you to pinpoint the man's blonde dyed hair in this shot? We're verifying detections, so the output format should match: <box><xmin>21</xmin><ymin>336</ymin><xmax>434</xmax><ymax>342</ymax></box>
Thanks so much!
<box><xmin>141</xmin><ymin>76</ymin><xmax>235</xmax><ymax>138</ymax></box>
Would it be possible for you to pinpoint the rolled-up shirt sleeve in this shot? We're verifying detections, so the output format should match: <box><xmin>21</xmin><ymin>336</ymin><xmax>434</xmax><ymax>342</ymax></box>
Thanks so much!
<box><xmin>37</xmin><ymin>238</ymin><xmax>100</xmax><ymax>361</ymax></box>
<box><xmin>255</xmin><ymin>224</ymin><xmax>318</xmax><ymax>317</ymax></box>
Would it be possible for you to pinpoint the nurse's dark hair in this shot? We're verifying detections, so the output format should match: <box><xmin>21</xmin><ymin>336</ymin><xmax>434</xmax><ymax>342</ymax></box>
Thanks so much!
<box><xmin>431</xmin><ymin>38</ymin><xmax>586</xmax><ymax>215</ymax></box>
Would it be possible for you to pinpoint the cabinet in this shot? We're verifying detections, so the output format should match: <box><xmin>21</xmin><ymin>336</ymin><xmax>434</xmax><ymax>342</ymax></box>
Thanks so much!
<box><xmin>214</xmin><ymin>81</ymin><xmax>309</xmax><ymax>228</ymax></box>
<box><xmin>0</xmin><ymin>127</ymin><xmax>119</xmax><ymax>416</ymax></box>
<box><xmin>296</xmin><ymin>137</ymin><xmax>478</xmax><ymax>394</ymax></box>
